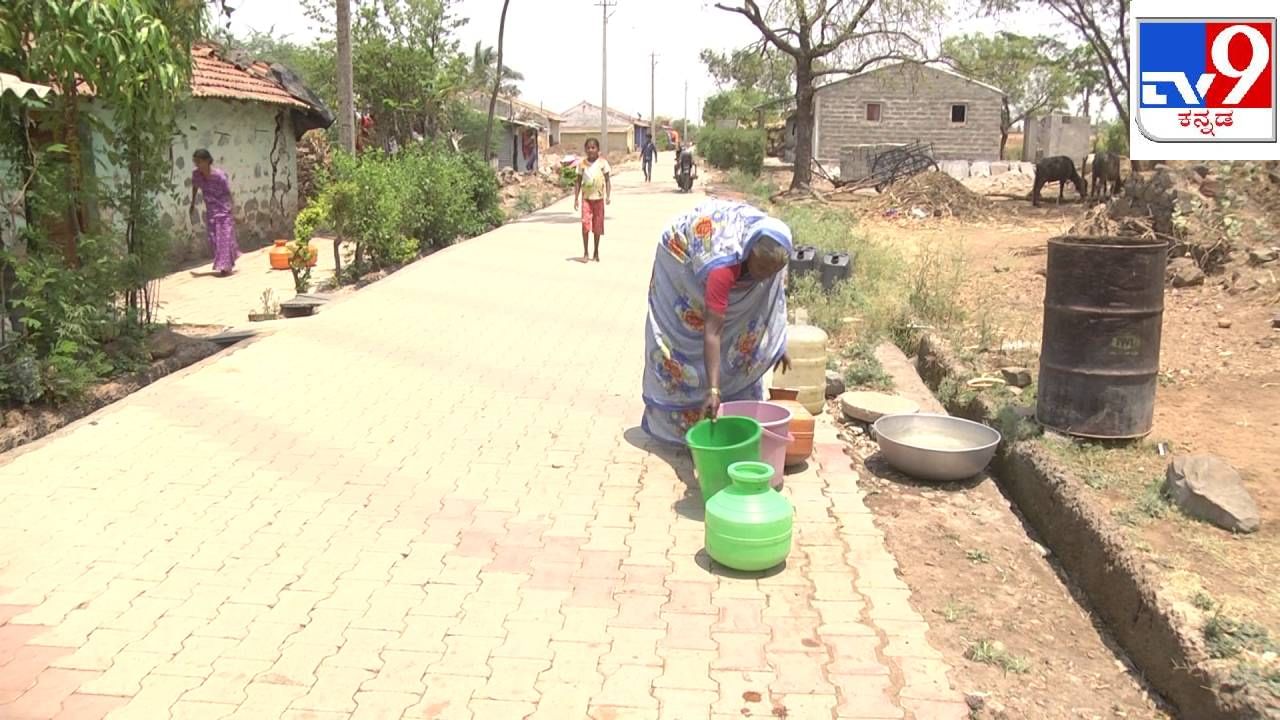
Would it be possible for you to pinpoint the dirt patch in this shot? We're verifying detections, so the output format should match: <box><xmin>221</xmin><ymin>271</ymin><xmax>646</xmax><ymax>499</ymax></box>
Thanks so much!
<box><xmin>838</xmin><ymin>344</ymin><xmax>1170</xmax><ymax>719</ymax></box>
<box><xmin>1</xmin><ymin>327</ymin><xmax>223</xmax><ymax>455</ymax></box>
<box><xmin>915</xmin><ymin>334</ymin><xmax>1280</xmax><ymax>718</ymax></box>
<box><xmin>498</xmin><ymin>167</ymin><xmax>572</xmax><ymax>218</ymax></box>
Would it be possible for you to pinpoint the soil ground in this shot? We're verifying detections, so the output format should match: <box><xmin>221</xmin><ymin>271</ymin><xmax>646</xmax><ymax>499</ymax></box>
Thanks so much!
<box><xmin>847</xmin><ymin>195</ymin><xmax>1280</xmax><ymax>641</ymax></box>
<box><xmin>836</xmin><ymin>348</ymin><xmax>1171</xmax><ymax>720</ymax></box>
<box><xmin>851</xmin><ymin>183</ymin><xmax>1279</xmax><ymax>708</ymax></box>
<box><xmin>725</xmin><ymin>163</ymin><xmax>1279</xmax><ymax>713</ymax></box>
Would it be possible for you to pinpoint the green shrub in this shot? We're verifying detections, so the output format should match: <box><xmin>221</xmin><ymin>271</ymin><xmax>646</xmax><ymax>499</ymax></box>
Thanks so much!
<box><xmin>698</xmin><ymin>127</ymin><xmax>765</xmax><ymax>174</ymax></box>
<box><xmin>316</xmin><ymin>143</ymin><xmax>503</xmax><ymax>271</ymax></box>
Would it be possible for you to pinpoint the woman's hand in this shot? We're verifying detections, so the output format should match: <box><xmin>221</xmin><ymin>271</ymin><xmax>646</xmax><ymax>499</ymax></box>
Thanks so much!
<box><xmin>702</xmin><ymin>390</ymin><xmax>721</xmax><ymax>420</ymax></box>
<box><xmin>773</xmin><ymin>353</ymin><xmax>792</xmax><ymax>374</ymax></box>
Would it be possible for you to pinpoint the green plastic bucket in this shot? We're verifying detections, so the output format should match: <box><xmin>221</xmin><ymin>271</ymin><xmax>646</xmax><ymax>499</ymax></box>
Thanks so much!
<box><xmin>685</xmin><ymin>416</ymin><xmax>762</xmax><ymax>503</ymax></box>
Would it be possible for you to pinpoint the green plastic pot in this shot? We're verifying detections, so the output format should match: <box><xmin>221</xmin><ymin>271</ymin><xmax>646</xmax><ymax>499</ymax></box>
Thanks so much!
<box><xmin>686</xmin><ymin>416</ymin><xmax>762</xmax><ymax>503</ymax></box>
<box><xmin>704</xmin><ymin>461</ymin><xmax>794</xmax><ymax>572</ymax></box>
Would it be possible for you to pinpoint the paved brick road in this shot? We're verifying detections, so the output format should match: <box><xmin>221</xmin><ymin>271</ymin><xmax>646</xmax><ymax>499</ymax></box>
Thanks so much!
<box><xmin>0</xmin><ymin>167</ymin><xmax>965</xmax><ymax>719</ymax></box>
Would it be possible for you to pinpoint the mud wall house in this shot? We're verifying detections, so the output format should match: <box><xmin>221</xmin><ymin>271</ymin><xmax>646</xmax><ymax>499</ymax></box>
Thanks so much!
<box><xmin>468</xmin><ymin>94</ymin><xmax>563</xmax><ymax>171</ymax></box>
<box><xmin>810</xmin><ymin>62</ymin><xmax>1004</xmax><ymax>166</ymax></box>
<box><xmin>87</xmin><ymin>44</ymin><xmax>332</xmax><ymax>265</ymax></box>
<box><xmin>558</xmin><ymin>101</ymin><xmax>650</xmax><ymax>154</ymax></box>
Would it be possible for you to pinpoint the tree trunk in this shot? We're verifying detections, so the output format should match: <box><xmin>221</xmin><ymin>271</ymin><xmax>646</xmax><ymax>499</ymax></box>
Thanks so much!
<box><xmin>483</xmin><ymin>0</ymin><xmax>512</xmax><ymax>162</ymax></box>
<box><xmin>790</xmin><ymin>60</ymin><xmax>815</xmax><ymax>190</ymax></box>
<box><xmin>1000</xmin><ymin>99</ymin><xmax>1012</xmax><ymax>161</ymax></box>
<box><xmin>61</xmin><ymin>85</ymin><xmax>83</xmax><ymax>266</ymax></box>
<box><xmin>336</xmin><ymin>0</ymin><xmax>356</xmax><ymax>154</ymax></box>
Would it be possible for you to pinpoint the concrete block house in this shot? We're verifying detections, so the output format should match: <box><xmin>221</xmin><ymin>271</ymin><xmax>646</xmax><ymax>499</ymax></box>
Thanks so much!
<box><xmin>808</xmin><ymin>62</ymin><xmax>1004</xmax><ymax>166</ymax></box>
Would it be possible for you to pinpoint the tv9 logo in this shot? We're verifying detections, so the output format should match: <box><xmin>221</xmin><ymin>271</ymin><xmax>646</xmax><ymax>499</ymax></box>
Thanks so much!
<box><xmin>1132</xmin><ymin>0</ymin><xmax>1279</xmax><ymax>159</ymax></box>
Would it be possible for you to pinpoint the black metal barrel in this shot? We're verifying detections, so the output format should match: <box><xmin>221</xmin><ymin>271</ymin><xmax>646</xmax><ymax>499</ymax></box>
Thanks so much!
<box><xmin>1036</xmin><ymin>236</ymin><xmax>1168</xmax><ymax>439</ymax></box>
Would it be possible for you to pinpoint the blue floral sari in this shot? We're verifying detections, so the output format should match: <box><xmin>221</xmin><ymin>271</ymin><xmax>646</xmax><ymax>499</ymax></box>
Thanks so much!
<box><xmin>641</xmin><ymin>200</ymin><xmax>793</xmax><ymax>444</ymax></box>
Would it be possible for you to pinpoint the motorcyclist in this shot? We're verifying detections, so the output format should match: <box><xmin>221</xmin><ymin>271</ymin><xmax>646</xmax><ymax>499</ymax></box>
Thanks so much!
<box><xmin>674</xmin><ymin>144</ymin><xmax>696</xmax><ymax>189</ymax></box>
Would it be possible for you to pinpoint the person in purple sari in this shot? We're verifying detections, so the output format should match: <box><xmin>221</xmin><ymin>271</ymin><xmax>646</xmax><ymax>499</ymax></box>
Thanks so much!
<box><xmin>189</xmin><ymin>149</ymin><xmax>240</xmax><ymax>276</ymax></box>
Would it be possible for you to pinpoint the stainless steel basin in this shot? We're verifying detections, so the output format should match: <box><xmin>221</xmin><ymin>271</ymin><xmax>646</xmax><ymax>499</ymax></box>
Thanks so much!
<box><xmin>871</xmin><ymin>413</ymin><xmax>1002</xmax><ymax>482</ymax></box>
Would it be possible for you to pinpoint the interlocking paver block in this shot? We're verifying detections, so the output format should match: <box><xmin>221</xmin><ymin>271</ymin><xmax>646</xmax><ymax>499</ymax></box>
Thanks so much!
<box><xmin>0</xmin><ymin>165</ymin><xmax>960</xmax><ymax>719</ymax></box>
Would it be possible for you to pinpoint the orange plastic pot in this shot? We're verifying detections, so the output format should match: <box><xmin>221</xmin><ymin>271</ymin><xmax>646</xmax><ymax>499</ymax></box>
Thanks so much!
<box><xmin>269</xmin><ymin>239</ymin><xmax>290</xmax><ymax>270</ymax></box>
<box><xmin>769</xmin><ymin>387</ymin><xmax>815</xmax><ymax>465</ymax></box>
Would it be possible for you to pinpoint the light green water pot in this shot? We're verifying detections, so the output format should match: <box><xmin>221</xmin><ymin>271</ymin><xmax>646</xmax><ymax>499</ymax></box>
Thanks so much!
<box><xmin>704</xmin><ymin>460</ymin><xmax>794</xmax><ymax>572</ymax></box>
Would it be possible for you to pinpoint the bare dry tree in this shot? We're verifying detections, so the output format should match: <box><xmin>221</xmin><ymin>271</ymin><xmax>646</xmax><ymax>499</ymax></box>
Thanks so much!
<box><xmin>715</xmin><ymin>0</ymin><xmax>943</xmax><ymax>189</ymax></box>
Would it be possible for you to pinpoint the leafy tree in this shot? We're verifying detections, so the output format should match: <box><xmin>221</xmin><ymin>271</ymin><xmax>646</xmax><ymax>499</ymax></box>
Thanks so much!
<box><xmin>700</xmin><ymin>47</ymin><xmax>793</xmax><ymax>100</ymax></box>
<box><xmin>1063</xmin><ymin>44</ymin><xmax>1106</xmax><ymax>120</ymax></box>
<box><xmin>303</xmin><ymin>0</ymin><xmax>471</xmax><ymax>147</ymax></box>
<box><xmin>942</xmin><ymin>32</ymin><xmax>1075</xmax><ymax>158</ymax></box>
<box><xmin>703</xmin><ymin>87</ymin><xmax>770</xmax><ymax>127</ymax></box>
<box><xmin>983</xmin><ymin>0</ymin><xmax>1130</xmax><ymax>128</ymax></box>
<box><xmin>0</xmin><ymin>0</ymin><xmax>223</xmax><ymax>400</ymax></box>
<box><xmin>716</xmin><ymin>0</ymin><xmax>943</xmax><ymax>190</ymax></box>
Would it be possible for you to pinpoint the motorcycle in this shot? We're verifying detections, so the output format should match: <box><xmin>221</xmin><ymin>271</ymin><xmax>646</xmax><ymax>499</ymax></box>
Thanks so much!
<box><xmin>674</xmin><ymin>152</ymin><xmax>697</xmax><ymax>193</ymax></box>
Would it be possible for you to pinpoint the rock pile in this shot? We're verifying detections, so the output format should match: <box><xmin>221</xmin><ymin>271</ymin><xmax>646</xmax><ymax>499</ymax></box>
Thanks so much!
<box><xmin>1071</xmin><ymin>163</ymin><xmax>1280</xmax><ymax>285</ymax></box>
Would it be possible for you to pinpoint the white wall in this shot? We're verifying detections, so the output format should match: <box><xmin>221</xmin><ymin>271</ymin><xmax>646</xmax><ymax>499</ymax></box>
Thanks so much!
<box><xmin>91</xmin><ymin>97</ymin><xmax>298</xmax><ymax>266</ymax></box>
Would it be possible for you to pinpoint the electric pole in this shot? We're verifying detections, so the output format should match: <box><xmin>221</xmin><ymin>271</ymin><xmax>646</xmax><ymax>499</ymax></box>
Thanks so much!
<box><xmin>596</xmin><ymin>0</ymin><xmax>617</xmax><ymax>155</ymax></box>
<box><xmin>650</xmin><ymin>52</ymin><xmax>656</xmax><ymax>149</ymax></box>
<box><xmin>683</xmin><ymin>80</ymin><xmax>688</xmax><ymax>146</ymax></box>
<box><xmin>336</xmin><ymin>0</ymin><xmax>355</xmax><ymax>153</ymax></box>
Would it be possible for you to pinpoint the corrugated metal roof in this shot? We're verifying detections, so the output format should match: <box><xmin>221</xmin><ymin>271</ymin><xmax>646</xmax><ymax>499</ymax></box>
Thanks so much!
<box><xmin>189</xmin><ymin>44</ymin><xmax>309</xmax><ymax>110</ymax></box>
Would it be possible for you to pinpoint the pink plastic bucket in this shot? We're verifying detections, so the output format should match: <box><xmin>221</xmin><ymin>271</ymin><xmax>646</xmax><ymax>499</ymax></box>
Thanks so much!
<box><xmin>719</xmin><ymin>401</ymin><xmax>793</xmax><ymax>489</ymax></box>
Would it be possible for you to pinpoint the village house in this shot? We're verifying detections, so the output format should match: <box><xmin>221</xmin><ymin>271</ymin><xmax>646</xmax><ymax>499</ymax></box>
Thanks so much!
<box><xmin>468</xmin><ymin>93</ymin><xmax>563</xmax><ymax>172</ymax></box>
<box><xmin>787</xmin><ymin>62</ymin><xmax>1004</xmax><ymax>169</ymax></box>
<box><xmin>0</xmin><ymin>44</ymin><xmax>332</xmax><ymax>265</ymax></box>
<box><xmin>131</xmin><ymin>44</ymin><xmax>333</xmax><ymax>263</ymax></box>
<box><xmin>559</xmin><ymin>101</ymin><xmax>651</xmax><ymax>154</ymax></box>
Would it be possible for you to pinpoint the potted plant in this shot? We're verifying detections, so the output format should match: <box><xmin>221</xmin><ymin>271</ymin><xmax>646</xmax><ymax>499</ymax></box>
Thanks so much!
<box><xmin>248</xmin><ymin>289</ymin><xmax>278</xmax><ymax>322</ymax></box>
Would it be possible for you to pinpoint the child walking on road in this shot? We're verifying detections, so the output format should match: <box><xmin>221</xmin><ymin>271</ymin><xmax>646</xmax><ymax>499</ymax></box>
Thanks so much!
<box><xmin>574</xmin><ymin>138</ymin><xmax>611</xmax><ymax>262</ymax></box>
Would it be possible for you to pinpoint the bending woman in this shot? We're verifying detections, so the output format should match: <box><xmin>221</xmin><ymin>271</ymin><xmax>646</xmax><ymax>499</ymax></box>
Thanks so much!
<box><xmin>642</xmin><ymin>199</ymin><xmax>793</xmax><ymax>444</ymax></box>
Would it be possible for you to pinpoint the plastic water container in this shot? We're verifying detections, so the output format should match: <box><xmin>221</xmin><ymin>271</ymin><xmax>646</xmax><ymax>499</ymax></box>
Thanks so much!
<box><xmin>718</xmin><ymin>401</ymin><xmax>793</xmax><ymax>490</ymax></box>
<box><xmin>779</xmin><ymin>323</ymin><xmax>828</xmax><ymax>414</ymax></box>
<box><xmin>820</xmin><ymin>252</ymin><xmax>852</xmax><ymax>292</ymax></box>
<box><xmin>704</xmin><ymin>461</ymin><xmax>794</xmax><ymax>572</ymax></box>
<box><xmin>790</xmin><ymin>245</ymin><xmax>818</xmax><ymax>277</ymax></box>
<box><xmin>685</xmin><ymin>417</ymin><xmax>762</xmax><ymax>503</ymax></box>
<box><xmin>768</xmin><ymin>387</ymin><xmax>815</xmax><ymax>466</ymax></box>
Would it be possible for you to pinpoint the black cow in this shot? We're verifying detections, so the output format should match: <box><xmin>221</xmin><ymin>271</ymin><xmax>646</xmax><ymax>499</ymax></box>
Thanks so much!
<box><xmin>1090</xmin><ymin>151</ymin><xmax>1122</xmax><ymax>199</ymax></box>
<box><xmin>1032</xmin><ymin>155</ymin><xmax>1087</xmax><ymax>207</ymax></box>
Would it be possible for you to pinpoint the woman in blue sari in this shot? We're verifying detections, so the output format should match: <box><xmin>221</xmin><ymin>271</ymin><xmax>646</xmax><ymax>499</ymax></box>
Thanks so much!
<box><xmin>642</xmin><ymin>199</ymin><xmax>793</xmax><ymax>444</ymax></box>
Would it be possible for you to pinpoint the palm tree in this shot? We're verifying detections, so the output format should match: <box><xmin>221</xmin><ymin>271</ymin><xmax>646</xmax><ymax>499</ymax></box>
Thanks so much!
<box><xmin>470</xmin><ymin>41</ymin><xmax>523</xmax><ymax>96</ymax></box>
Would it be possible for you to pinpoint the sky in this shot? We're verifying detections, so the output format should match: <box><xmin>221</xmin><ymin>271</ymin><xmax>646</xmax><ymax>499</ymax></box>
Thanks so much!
<box><xmin>224</xmin><ymin>0</ymin><xmax>1068</xmax><ymax>121</ymax></box>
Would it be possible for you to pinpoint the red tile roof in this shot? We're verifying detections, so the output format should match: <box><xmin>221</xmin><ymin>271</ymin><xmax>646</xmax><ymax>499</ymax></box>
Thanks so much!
<box><xmin>189</xmin><ymin>44</ymin><xmax>308</xmax><ymax>110</ymax></box>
